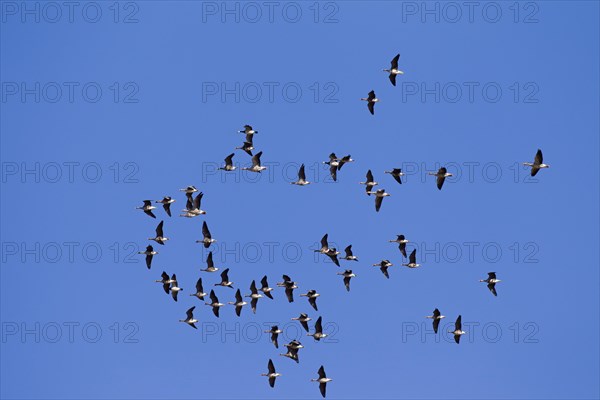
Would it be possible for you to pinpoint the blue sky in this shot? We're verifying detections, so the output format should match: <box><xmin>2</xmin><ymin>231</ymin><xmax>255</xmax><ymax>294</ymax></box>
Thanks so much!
<box><xmin>1</xmin><ymin>1</ymin><xmax>599</xmax><ymax>399</ymax></box>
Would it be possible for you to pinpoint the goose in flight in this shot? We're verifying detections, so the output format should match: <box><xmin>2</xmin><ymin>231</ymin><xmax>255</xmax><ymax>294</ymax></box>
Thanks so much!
<box><xmin>277</xmin><ymin>275</ymin><xmax>298</xmax><ymax>303</ymax></box>
<box><xmin>179</xmin><ymin>185</ymin><xmax>198</xmax><ymax>194</ymax></box>
<box><xmin>239</xmin><ymin>124</ymin><xmax>258</xmax><ymax>135</ymax></box>
<box><xmin>479</xmin><ymin>272</ymin><xmax>501</xmax><ymax>296</ymax></box>
<box><xmin>366</xmin><ymin>188</ymin><xmax>391</xmax><ymax>212</ymax></box>
<box><xmin>523</xmin><ymin>149</ymin><xmax>549</xmax><ymax>176</ymax></box>
<box><xmin>373</xmin><ymin>259</ymin><xmax>393</xmax><ymax>279</ymax></box>
<box><xmin>155</xmin><ymin>196</ymin><xmax>175</xmax><ymax>217</ymax></box>
<box><xmin>201</xmin><ymin>251</ymin><xmax>219</xmax><ymax>273</ymax></box>
<box><xmin>402</xmin><ymin>249</ymin><xmax>420</xmax><ymax>268</ymax></box>
<box><xmin>136</xmin><ymin>200</ymin><xmax>156</xmax><ymax>218</ymax></box>
<box><xmin>261</xmin><ymin>359</ymin><xmax>281</xmax><ymax>388</ymax></box>
<box><xmin>228</xmin><ymin>289</ymin><xmax>247</xmax><ymax>317</ymax></box>
<box><xmin>314</xmin><ymin>234</ymin><xmax>340</xmax><ymax>266</ymax></box>
<box><xmin>190</xmin><ymin>277</ymin><xmax>207</xmax><ymax>300</ymax></box>
<box><xmin>245</xmin><ymin>280</ymin><xmax>263</xmax><ymax>314</ymax></box>
<box><xmin>426</xmin><ymin>308</ymin><xmax>445</xmax><ymax>333</ymax></box>
<box><xmin>242</xmin><ymin>151</ymin><xmax>267</xmax><ymax>173</ymax></box>
<box><xmin>196</xmin><ymin>221</ymin><xmax>217</xmax><ymax>248</ymax></box>
<box><xmin>169</xmin><ymin>274</ymin><xmax>182</xmax><ymax>302</ymax></box>
<box><xmin>389</xmin><ymin>234</ymin><xmax>409</xmax><ymax>258</ymax></box>
<box><xmin>383</xmin><ymin>53</ymin><xmax>404</xmax><ymax>86</ymax></box>
<box><xmin>264</xmin><ymin>325</ymin><xmax>282</xmax><ymax>348</ymax></box>
<box><xmin>359</xmin><ymin>170</ymin><xmax>378</xmax><ymax>195</ymax></box>
<box><xmin>311</xmin><ymin>366</ymin><xmax>332</xmax><ymax>398</ymax></box>
<box><xmin>385</xmin><ymin>168</ymin><xmax>405</xmax><ymax>184</ymax></box>
<box><xmin>155</xmin><ymin>271</ymin><xmax>174</xmax><ymax>295</ymax></box>
<box><xmin>214</xmin><ymin>268</ymin><xmax>234</xmax><ymax>289</ymax></box>
<box><xmin>138</xmin><ymin>245</ymin><xmax>157</xmax><ymax>269</ymax></box>
<box><xmin>291</xmin><ymin>163</ymin><xmax>311</xmax><ymax>185</ymax></box>
<box><xmin>205</xmin><ymin>290</ymin><xmax>224</xmax><ymax>317</ymax></box>
<box><xmin>337</xmin><ymin>269</ymin><xmax>356</xmax><ymax>291</ymax></box>
<box><xmin>292</xmin><ymin>313</ymin><xmax>311</xmax><ymax>332</ymax></box>
<box><xmin>307</xmin><ymin>316</ymin><xmax>327</xmax><ymax>341</ymax></box>
<box><xmin>360</xmin><ymin>90</ymin><xmax>379</xmax><ymax>115</ymax></box>
<box><xmin>428</xmin><ymin>167</ymin><xmax>452</xmax><ymax>190</ymax></box>
<box><xmin>235</xmin><ymin>134</ymin><xmax>254</xmax><ymax>156</ymax></box>
<box><xmin>260</xmin><ymin>275</ymin><xmax>274</xmax><ymax>299</ymax></box>
<box><xmin>341</xmin><ymin>245</ymin><xmax>358</xmax><ymax>261</ymax></box>
<box><xmin>149</xmin><ymin>220</ymin><xmax>169</xmax><ymax>245</ymax></box>
<box><xmin>279</xmin><ymin>346</ymin><xmax>300</xmax><ymax>364</ymax></box>
<box><xmin>300</xmin><ymin>289</ymin><xmax>320</xmax><ymax>311</ymax></box>
<box><xmin>449</xmin><ymin>315</ymin><xmax>466</xmax><ymax>344</ymax></box>
<box><xmin>219</xmin><ymin>153</ymin><xmax>236</xmax><ymax>171</ymax></box>
<box><xmin>180</xmin><ymin>192</ymin><xmax>206</xmax><ymax>217</ymax></box>
<box><xmin>179</xmin><ymin>306</ymin><xmax>198</xmax><ymax>329</ymax></box>
<box><xmin>323</xmin><ymin>153</ymin><xmax>339</xmax><ymax>181</ymax></box>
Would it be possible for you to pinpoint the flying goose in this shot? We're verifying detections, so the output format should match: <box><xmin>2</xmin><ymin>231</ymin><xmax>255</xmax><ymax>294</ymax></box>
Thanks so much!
<box><xmin>245</xmin><ymin>280</ymin><xmax>263</xmax><ymax>314</ymax></box>
<box><xmin>523</xmin><ymin>149</ymin><xmax>549</xmax><ymax>176</ymax></box>
<box><xmin>276</xmin><ymin>275</ymin><xmax>298</xmax><ymax>303</ymax></box>
<box><xmin>359</xmin><ymin>170</ymin><xmax>378</xmax><ymax>195</ymax></box>
<box><xmin>155</xmin><ymin>196</ymin><xmax>175</xmax><ymax>217</ymax></box>
<box><xmin>285</xmin><ymin>339</ymin><xmax>304</xmax><ymax>350</ymax></box>
<box><xmin>366</xmin><ymin>189</ymin><xmax>391</xmax><ymax>212</ymax></box>
<box><xmin>179</xmin><ymin>185</ymin><xmax>198</xmax><ymax>194</ymax></box>
<box><xmin>219</xmin><ymin>153</ymin><xmax>236</xmax><ymax>171</ymax></box>
<box><xmin>341</xmin><ymin>245</ymin><xmax>358</xmax><ymax>261</ymax></box>
<box><xmin>383</xmin><ymin>53</ymin><xmax>404</xmax><ymax>86</ymax></box>
<box><xmin>260</xmin><ymin>275</ymin><xmax>274</xmax><ymax>299</ymax></box>
<box><xmin>279</xmin><ymin>346</ymin><xmax>299</xmax><ymax>364</ymax></box>
<box><xmin>201</xmin><ymin>251</ymin><xmax>219</xmax><ymax>272</ymax></box>
<box><xmin>264</xmin><ymin>325</ymin><xmax>282</xmax><ymax>348</ymax></box>
<box><xmin>136</xmin><ymin>200</ymin><xmax>156</xmax><ymax>219</ymax></box>
<box><xmin>235</xmin><ymin>134</ymin><xmax>254</xmax><ymax>156</ymax></box>
<box><xmin>311</xmin><ymin>366</ymin><xmax>332</xmax><ymax>398</ymax></box>
<box><xmin>169</xmin><ymin>274</ymin><xmax>182</xmax><ymax>302</ymax></box>
<box><xmin>479</xmin><ymin>272</ymin><xmax>501</xmax><ymax>296</ymax></box>
<box><xmin>314</xmin><ymin>234</ymin><xmax>340</xmax><ymax>266</ymax></box>
<box><xmin>385</xmin><ymin>168</ymin><xmax>405</xmax><ymax>184</ymax></box>
<box><xmin>373</xmin><ymin>259</ymin><xmax>393</xmax><ymax>279</ymax></box>
<box><xmin>196</xmin><ymin>221</ymin><xmax>217</xmax><ymax>248</ymax></box>
<box><xmin>214</xmin><ymin>268</ymin><xmax>234</xmax><ymax>289</ymax></box>
<box><xmin>261</xmin><ymin>359</ymin><xmax>281</xmax><ymax>388</ymax></box>
<box><xmin>336</xmin><ymin>269</ymin><xmax>356</xmax><ymax>291</ymax></box>
<box><xmin>389</xmin><ymin>235</ymin><xmax>409</xmax><ymax>258</ymax></box>
<box><xmin>428</xmin><ymin>167</ymin><xmax>452</xmax><ymax>190</ymax></box>
<box><xmin>307</xmin><ymin>316</ymin><xmax>328</xmax><ymax>341</ymax></box>
<box><xmin>180</xmin><ymin>192</ymin><xmax>206</xmax><ymax>217</ymax></box>
<box><xmin>291</xmin><ymin>163</ymin><xmax>311</xmax><ymax>185</ymax></box>
<box><xmin>323</xmin><ymin>153</ymin><xmax>339</xmax><ymax>181</ymax></box>
<box><xmin>239</xmin><ymin>124</ymin><xmax>258</xmax><ymax>135</ymax></box>
<box><xmin>205</xmin><ymin>290</ymin><xmax>224</xmax><ymax>317</ymax></box>
<box><xmin>292</xmin><ymin>313</ymin><xmax>311</xmax><ymax>332</ymax></box>
<box><xmin>138</xmin><ymin>245</ymin><xmax>157</xmax><ymax>269</ymax></box>
<box><xmin>360</xmin><ymin>90</ymin><xmax>379</xmax><ymax>115</ymax></box>
<box><xmin>179</xmin><ymin>306</ymin><xmax>198</xmax><ymax>329</ymax></box>
<box><xmin>426</xmin><ymin>308</ymin><xmax>445</xmax><ymax>333</ymax></box>
<box><xmin>241</xmin><ymin>151</ymin><xmax>266</xmax><ymax>173</ymax></box>
<box><xmin>402</xmin><ymin>249</ymin><xmax>420</xmax><ymax>268</ymax></box>
<box><xmin>228</xmin><ymin>289</ymin><xmax>247</xmax><ymax>317</ymax></box>
<box><xmin>149</xmin><ymin>220</ymin><xmax>169</xmax><ymax>245</ymax></box>
<box><xmin>190</xmin><ymin>277</ymin><xmax>207</xmax><ymax>300</ymax></box>
<box><xmin>300</xmin><ymin>289</ymin><xmax>320</xmax><ymax>311</ymax></box>
<box><xmin>155</xmin><ymin>271</ymin><xmax>174</xmax><ymax>295</ymax></box>
<box><xmin>449</xmin><ymin>315</ymin><xmax>466</xmax><ymax>344</ymax></box>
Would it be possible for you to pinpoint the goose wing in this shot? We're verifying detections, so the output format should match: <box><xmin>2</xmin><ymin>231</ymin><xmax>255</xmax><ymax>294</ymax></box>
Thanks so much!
<box><xmin>252</xmin><ymin>151</ymin><xmax>263</xmax><ymax>167</ymax></box>
<box><xmin>298</xmin><ymin>164</ymin><xmax>306</xmax><ymax>181</ymax></box>
<box><xmin>224</xmin><ymin>153</ymin><xmax>234</xmax><ymax>166</ymax></box>
<box><xmin>391</xmin><ymin>53</ymin><xmax>400</xmax><ymax>69</ymax></box>
<box><xmin>202</xmin><ymin>221</ymin><xmax>211</xmax><ymax>240</ymax></box>
<box><xmin>193</xmin><ymin>192</ymin><xmax>203</xmax><ymax>209</ymax></box>
<box><xmin>329</xmin><ymin>164</ymin><xmax>338</xmax><ymax>181</ymax></box>
<box><xmin>409</xmin><ymin>249</ymin><xmax>417</xmax><ymax>264</ymax></box>
<box><xmin>210</xmin><ymin>289</ymin><xmax>218</xmax><ymax>304</ymax></box>
<box><xmin>343</xmin><ymin>276</ymin><xmax>351</xmax><ymax>291</ymax></box>
<box><xmin>455</xmin><ymin>315</ymin><xmax>462</xmax><ymax>331</ymax></box>
<box><xmin>186</xmin><ymin>306</ymin><xmax>195</xmax><ymax>320</ymax></box>
<box><xmin>206</xmin><ymin>251</ymin><xmax>215</xmax><ymax>269</ymax></box>
<box><xmin>220</xmin><ymin>268</ymin><xmax>230</xmax><ymax>283</ymax></box>
<box><xmin>375</xmin><ymin>195</ymin><xmax>383</xmax><ymax>212</ymax></box>
<box><xmin>144</xmin><ymin>209</ymin><xmax>156</xmax><ymax>218</ymax></box>
<box><xmin>344</xmin><ymin>245</ymin><xmax>353</xmax><ymax>257</ymax></box>
<box><xmin>534</xmin><ymin>149</ymin><xmax>543</xmax><ymax>165</ymax></box>
<box><xmin>285</xmin><ymin>287</ymin><xmax>294</xmax><ymax>303</ymax></box>
<box><xmin>487</xmin><ymin>282</ymin><xmax>497</xmax><ymax>296</ymax></box>
<box><xmin>195</xmin><ymin>278</ymin><xmax>204</xmax><ymax>293</ymax></box>
<box><xmin>433</xmin><ymin>318</ymin><xmax>440</xmax><ymax>334</ymax></box>
<box><xmin>156</xmin><ymin>220</ymin><xmax>164</xmax><ymax>237</ymax></box>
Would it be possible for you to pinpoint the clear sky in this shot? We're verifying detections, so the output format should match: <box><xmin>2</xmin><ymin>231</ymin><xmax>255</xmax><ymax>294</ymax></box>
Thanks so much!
<box><xmin>1</xmin><ymin>1</ymin><xmax>599</xmax><ymax>399</ymax></box>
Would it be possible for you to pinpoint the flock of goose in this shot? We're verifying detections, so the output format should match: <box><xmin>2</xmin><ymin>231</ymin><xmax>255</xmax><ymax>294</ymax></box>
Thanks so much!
<box><xmin>134</xmin><ymin>54</ymin><xmax>548</xmax><ymax>398</ymax></box>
